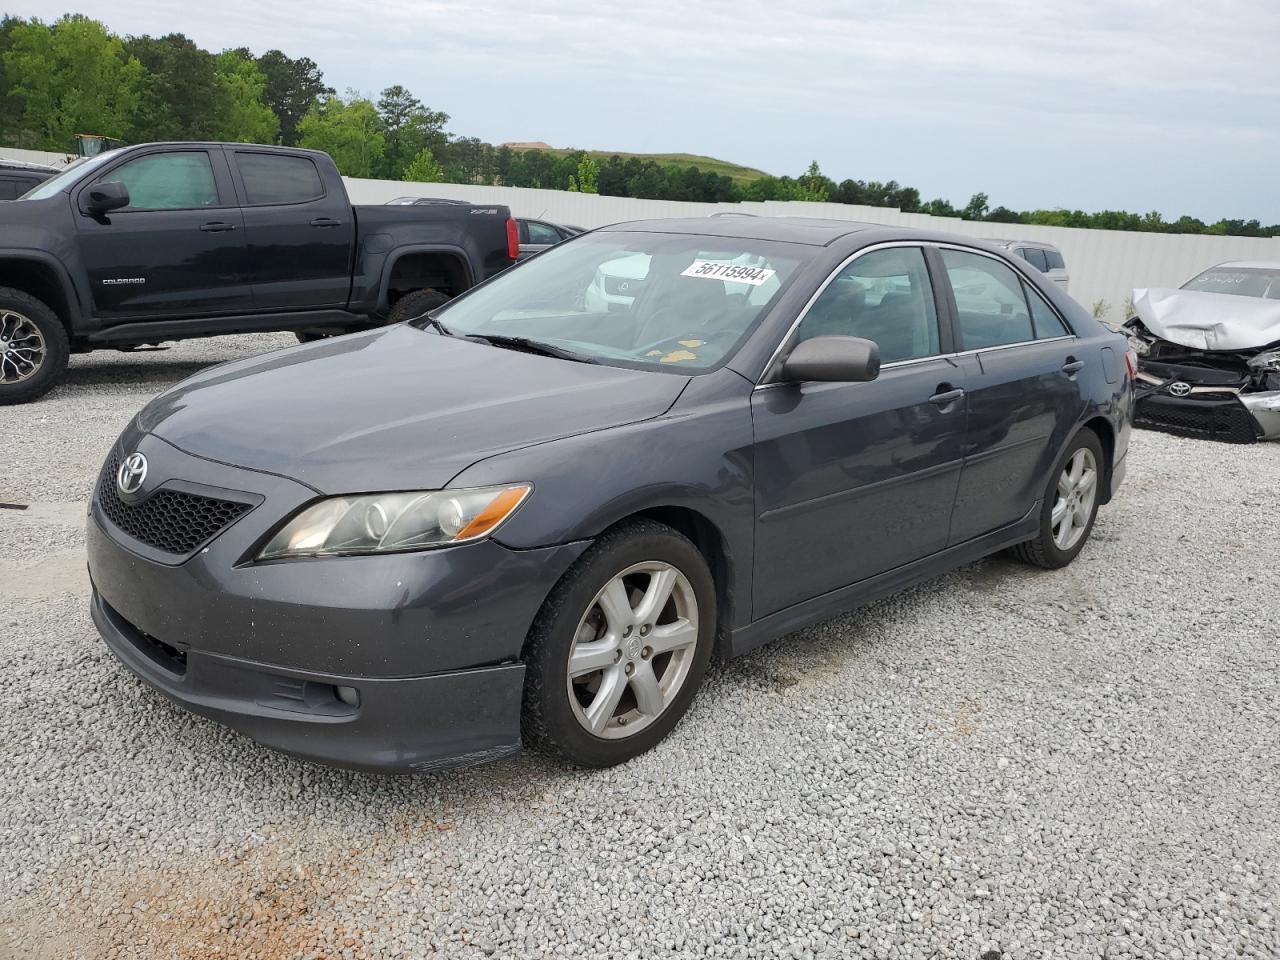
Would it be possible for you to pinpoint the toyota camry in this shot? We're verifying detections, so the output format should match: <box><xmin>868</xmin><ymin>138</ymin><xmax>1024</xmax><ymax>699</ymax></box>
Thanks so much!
<box><xmin>88</xmin><ymin>217</ymin><xmax>1134</xmax><ymax>772</ymax></box>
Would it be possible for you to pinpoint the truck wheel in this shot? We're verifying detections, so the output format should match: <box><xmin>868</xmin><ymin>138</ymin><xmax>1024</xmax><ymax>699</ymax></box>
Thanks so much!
<box><xmin>388</xmin><ymin>288</ymin><xmax>450</xmax><ymax>325</ymax></box>
<box><xmin>0</xmin><ymin>288</ymin><xmax>69</xmax><ymax>405</ymax></box>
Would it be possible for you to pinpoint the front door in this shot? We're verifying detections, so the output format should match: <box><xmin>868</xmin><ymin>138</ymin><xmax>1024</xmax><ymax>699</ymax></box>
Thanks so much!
<box><xmin>227</xmin><ymin>150</ymin><xmax>354</xmax><ymax>310</ymax></box>
<box><xmin>75</xmin><ymin>148</ymin><xmax>252</xmax><ymax>320</ymax></box>
<box><xmin>938</xmin><ymin>247</ymin><xmax>1088</xmax><ymax>543</ymax></box>
<box><xmin>750</xmin><ymin>246</ymin><xmax>967</xmax><ymax>619</ymax></box>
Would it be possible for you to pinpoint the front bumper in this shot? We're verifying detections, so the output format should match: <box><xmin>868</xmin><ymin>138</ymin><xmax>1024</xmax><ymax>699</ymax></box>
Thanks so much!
<box><xmin>92</xmin><ymin>588</ymin><xmax>525</xmax><ymax>773</ymax></box>
<box><xmin>1133</xmin><ymin>392</ymin><xmax>1273</xmax><ymax>444</ymax></box>
<box><xmin>87</xmin><ymin>430</ymin><xmax>590</xmax><ymax>772</ymax></box>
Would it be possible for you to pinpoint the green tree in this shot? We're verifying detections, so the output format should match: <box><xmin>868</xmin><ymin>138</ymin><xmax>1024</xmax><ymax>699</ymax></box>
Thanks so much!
<box><xmin>125</xmin><ymin>33</ymin><xmax>220</xmax><ymax>141</ymax></box>
<box><xmin>961</xmin><ymin>191</ymin><xmax>990</xmax><ymax>220</ymax></box>
<box><xmin>376</xmin><ymin>84</ymin><xmax>450</xmax><ymax>179</ymax></box>
<box><xmin>258</xmin><ymin>49</ymin><xmax>331</xmax><ymax>145</ymax></box>
<box><xmin>296</xmin><ymin>93</ymin><xmax>384</xmax><ymax>177</ymax></box>
<box><xmin>795</xmin><ymin>161</ymin><xmax>830</xmax><ymax>202</ymax></box>
<box><xmin>3</xmin><ymin>15</ymin><xmax>143</xmax><ymax>151</ymax></box>
<box><xmin>567</xmin><ymin>154</ymin><xmax>599</xmax><ymax>193</ymax></box>
<box><xmin>403</xmin><ymin>146</ymin><xmax>445</xmax><ymax>183</ymax></box>
<box><xmin>213</xmin><ymin>48</ymin><xmax>278</xmax><ymax>144</ymax></box>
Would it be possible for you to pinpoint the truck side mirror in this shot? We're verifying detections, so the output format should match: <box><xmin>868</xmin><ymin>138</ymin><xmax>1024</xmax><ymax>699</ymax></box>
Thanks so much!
<box><xmin>781</xmin><ymin>335</ymin><xmax>881</xmax><ymax>383</ymax></box>
<box><xmin>84</xmin><ymin>181</ymin><xmax>130</xmax><ymax>215</ymax></box>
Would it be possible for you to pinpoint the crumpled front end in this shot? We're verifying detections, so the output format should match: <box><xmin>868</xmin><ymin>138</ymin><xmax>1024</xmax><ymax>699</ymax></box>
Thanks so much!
<box><xmin>1123</xmin><ymin>319</ymin><xmax>1280</xmax><ymax>443</ymax></box>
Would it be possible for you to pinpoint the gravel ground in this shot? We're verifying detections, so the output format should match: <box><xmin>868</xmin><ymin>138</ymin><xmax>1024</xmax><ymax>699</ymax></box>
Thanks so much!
<box><xmin>2</xmin><ymin>334</ymin><xmax>1278</xmax><ymax>960</ymax></box>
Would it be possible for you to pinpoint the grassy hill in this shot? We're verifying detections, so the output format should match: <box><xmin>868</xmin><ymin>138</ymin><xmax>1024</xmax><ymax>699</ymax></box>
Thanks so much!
<box><xmin>503</xmin><ymin>143</ymin><xmax>771</xmax><ymax>184</ymax></box>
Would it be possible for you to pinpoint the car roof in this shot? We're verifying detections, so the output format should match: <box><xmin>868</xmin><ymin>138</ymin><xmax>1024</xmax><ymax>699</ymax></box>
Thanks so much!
<box><xmin>598</xmin><ymin>215</ymin><xmax>1028</xmax><ymax>251</ymax></box>
<box><xmin>990</xmin><ymin>238</ymin><xmax>1060</xmax><ymax>251</ymax></box>
<box><xmin>1210</xmin><ymin>260</ymin><xmax>1280</xmax><ymax>270</ymax></box>
<box><xmin>0</xmin><ymin>159</ymin><xmax>59</xmax><ymax>173</ymax></box>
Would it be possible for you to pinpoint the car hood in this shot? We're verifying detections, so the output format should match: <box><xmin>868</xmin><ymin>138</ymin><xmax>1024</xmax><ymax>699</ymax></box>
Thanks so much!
<box><xmin>1133</xmin><ymin>287</ymin><xmax>1280</xmax><ymax>352</ymax></box>
<box><xmin>138</xmin><ymin>325</ymin><xmax>689</xmax><ymax>493</ymax></box>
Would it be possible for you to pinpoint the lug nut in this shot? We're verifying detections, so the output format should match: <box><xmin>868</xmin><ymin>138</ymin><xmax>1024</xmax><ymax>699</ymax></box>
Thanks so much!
<box><xmin>613</xmin><ymin>650</ymin><xmax>622</xmax><ymax>663</ymax></box>
<box><xmin>641</xmin><ymin>646</ymin><xmax>652</xmax><ymax>660</ymax></box>
<box><xmin>625</xmin><ymin>662</ymin><xmax>634</xmax><ymax>676</ymax></box>
<box><xmin>640</xmin><ymin>624</ymin><xmax>650</xmax><ymax>636</ymax></box>
<box><xmin>623</xmin><ymin>626</ymin><xmax>632</xmax><ymax>638</ymax></box>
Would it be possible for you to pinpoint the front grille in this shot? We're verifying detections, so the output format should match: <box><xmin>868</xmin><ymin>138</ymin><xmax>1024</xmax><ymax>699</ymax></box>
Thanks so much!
<box><xmin>97</xmin><ymin>448</ymin><xmax>253</xmax><ymax>555</ymax></box>
<box><xmin>1134</xmin><ymin>396</ymin><xmax>1260</xmax><ymax>444</ymax></box>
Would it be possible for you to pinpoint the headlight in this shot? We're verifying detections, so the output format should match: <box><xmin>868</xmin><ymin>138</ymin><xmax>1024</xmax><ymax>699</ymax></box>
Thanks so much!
<box><xmin>1248</xmin><ymin>350</ymin><xmax>1280</xmax><ymax>373</ymax></box>
<box><xmin>1123</xmin><ymin>327</ymin><xmax>1151</xmax><ymax>356</ymax></box>
<box><xmin>257</xmin><ymin>484</ymin><xmax>531</xmax><ymax>560</ymax></box>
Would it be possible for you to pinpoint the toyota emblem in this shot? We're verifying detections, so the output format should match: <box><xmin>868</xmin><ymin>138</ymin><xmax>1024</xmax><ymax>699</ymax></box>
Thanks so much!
<box><xmin>1168</xmin><ymin>381</ymin><xmax>1192</xmax><ymax>397</ymax></box>
<box><xmin>116</xmin><ymin>452</ymin><xmax>148</xmax><ymax>495</ymax></box>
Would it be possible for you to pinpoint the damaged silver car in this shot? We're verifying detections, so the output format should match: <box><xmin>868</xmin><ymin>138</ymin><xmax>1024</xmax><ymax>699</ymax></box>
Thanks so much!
<box><xmin>1124</xmin><ymin>261</ymin><xmax>1280</xmax><ymax>443</ymax></box>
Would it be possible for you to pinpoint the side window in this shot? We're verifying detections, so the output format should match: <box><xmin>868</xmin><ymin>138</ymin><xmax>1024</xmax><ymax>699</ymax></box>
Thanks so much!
<box><xmin>235</xmin><ymin>153</ymin><xmax>324</xmax><ymax>205</ymax></box>
<box><xmin>942</xmin><ymin>249</ymin><xmax>1034</xmax><ymax>349</ymax></box>
<box><xmin>0</xmin><ymin>179</ymin><xmax>21</xmax><ymax>200</ymax></box>
<box><xmin>99</xmin><ymin>152</ymin><xmax>218</xmax><ymax>210</ymax></box>
<box><xmin>1019</xmin><ymin>247</ymin><xmax>1048</xmax><ymax>271</ymax></box>
<box><xmin>1044</xmin><ymin>249</ymin><xmax>1065</xmax><ymax>271</ymax></box>
<box><xmin>526</xmin><ymin>220</ymin><xmax>561</xmax><ymax>245</ymax></box>
<box><xmin>796</xmin><ymin>247</ymin><xmax>940</xmax><ymax>363</ymax></box>
<box><xmin>1024</xmin><ymin>281</ymin><xmax>1070</xmax><ymax>338</ymax></box>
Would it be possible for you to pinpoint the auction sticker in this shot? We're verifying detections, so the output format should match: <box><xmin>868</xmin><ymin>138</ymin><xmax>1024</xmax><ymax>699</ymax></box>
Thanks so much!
<box><xmin>681</xmin><ymin>260</ymin><xmax>776</xmax><ymax>286</ymax></box>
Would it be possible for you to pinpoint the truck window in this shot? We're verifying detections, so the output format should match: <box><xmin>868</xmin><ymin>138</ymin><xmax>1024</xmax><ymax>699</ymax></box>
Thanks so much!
<box><xmin>99</xmin><ymin>152</ymin><xmax>219</xmax><ymax>210</ymax></box>
<box><xmin>235</xmin><ymin>153</ymin><xmax>324</xmax><ymax>205</ymax></box>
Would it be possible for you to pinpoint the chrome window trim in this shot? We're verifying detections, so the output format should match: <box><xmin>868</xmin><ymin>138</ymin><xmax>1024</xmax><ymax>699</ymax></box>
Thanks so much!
<box><xmin>756</xmin><ymin>239</ymin><xmax>1078</xmax><ymax>387</ymax></box>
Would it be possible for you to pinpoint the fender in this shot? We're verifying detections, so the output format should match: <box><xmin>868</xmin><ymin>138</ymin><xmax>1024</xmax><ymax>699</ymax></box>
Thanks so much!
<box><xmin>373</xmin><ymin>243</ymin><xmax>475</xmax><ymax>316</ymax></box>
<box><xmin>0</xmin><ymin>247</ymin><xmax>86</xmax><ymax>331</ymax></box>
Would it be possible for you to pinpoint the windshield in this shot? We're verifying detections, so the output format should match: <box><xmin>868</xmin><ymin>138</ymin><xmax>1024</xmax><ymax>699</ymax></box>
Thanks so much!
<box><xmin>17</xmin><ymin>151</ymin><xmax>119</xmax><ymax>201</ymax></box>
<box><xmin>1181</xmin><ymin>267</ymin><xmax>1280</xmax><ymax>300</ymax></box>
<box><xmin>425</xmin><ymin>230</ymin><xmax>807</xmax><ymax>372</ymax></box>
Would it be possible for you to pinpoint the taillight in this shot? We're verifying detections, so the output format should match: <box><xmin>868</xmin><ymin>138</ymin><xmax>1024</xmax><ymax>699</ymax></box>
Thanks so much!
<box><xmin>1124</xmin><ymin>348</ymin><xmax>1139</xmax><ymax>381</ymax></box>
<box><xmin>505</xmin><ymin>218</ymin><xmax>519</xmax><ymax>261</ymax></box>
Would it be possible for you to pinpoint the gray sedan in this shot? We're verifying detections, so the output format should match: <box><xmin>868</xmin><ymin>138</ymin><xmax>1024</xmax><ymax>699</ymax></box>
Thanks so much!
<box><xmin>87</xmin><ymin>217</ymin><xmax>1135</xmax><ymax>772</ymax></box>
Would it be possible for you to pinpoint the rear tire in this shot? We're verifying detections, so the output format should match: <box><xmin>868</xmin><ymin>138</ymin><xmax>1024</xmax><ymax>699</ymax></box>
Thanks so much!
<box><xmin>387</xmin><ymin>288</ymin><xmax>450</xmax><ymax>325</ymax></box>
<box><xmin>1010</xmin><ymin>428</ymin><xmax>1104</xmax><ymax>569</ymax></box>
<box><xmin>522</xmin><ymin>519</ymin><xmax>716</xmax><ymax>767</ymax></box>
<box><xmin>0</xmin><ymin>287</ymin><xmax>69</xmax><ymax>405</ymax></box>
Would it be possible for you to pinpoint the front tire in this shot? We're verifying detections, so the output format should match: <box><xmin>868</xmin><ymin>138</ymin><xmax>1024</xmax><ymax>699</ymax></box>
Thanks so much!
<box><xmin>522</xmin><ymin>519</ymin><xmax>716</xmax><ymax>767</ymax></box>
<box><xmin>0</xmin><ymin>288</ymin><xmax>69</xmax><ymax>405</ymax></box>
<box><xmin>1011</xmin><ymin>428</ymin><xmax>1104</xmax><ymax>569</ymax></box>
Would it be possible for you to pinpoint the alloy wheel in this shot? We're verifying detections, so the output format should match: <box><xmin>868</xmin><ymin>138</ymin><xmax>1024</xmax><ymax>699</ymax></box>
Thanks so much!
<box><xmin>1051</xmin><ymin>447</ymin><xmax>1098</xmax><ymax>551</ymax></box>
<box><xmin>0</xmin><ymin>310</ymin><xmax>46</xmax><ymax>385</ymax></box>
<box><xmin>566</xmin><ymin>561</ymin><xmax>700</xmax><ymax>740</ymax></box>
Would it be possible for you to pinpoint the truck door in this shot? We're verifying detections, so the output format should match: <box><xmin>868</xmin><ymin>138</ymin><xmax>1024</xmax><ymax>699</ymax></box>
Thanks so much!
<box><xmin>227</xmin><ymin>149</ymin><xmax>355</xmax><ymax>310</ymax></box>
<box><xmin>74</xmin><ymin>147</ymin><xmax>252</xmax><ymax>319</ymax></box>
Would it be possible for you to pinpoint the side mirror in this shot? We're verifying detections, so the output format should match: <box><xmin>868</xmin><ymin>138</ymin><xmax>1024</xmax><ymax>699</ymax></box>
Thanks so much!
<box><xmin>84</xmin><ymin>181</ymin><xmax>129</xmax><ymax>215</ymax></box>
<box><xmin>781</xmin><ymin>335</ymin><xmax>881</xmax><ymax>383</ymax></box>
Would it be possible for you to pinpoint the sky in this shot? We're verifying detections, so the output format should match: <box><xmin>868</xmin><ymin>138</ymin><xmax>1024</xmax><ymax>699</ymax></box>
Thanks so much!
<box><xmin>14</xmin><ymin>0</ymin><xmax>1280</xmax><ymax>222</ymax></box>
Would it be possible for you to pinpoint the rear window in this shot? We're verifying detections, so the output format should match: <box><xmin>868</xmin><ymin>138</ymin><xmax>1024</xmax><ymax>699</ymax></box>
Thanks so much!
<box><xmin>235</xmin><ymin>153</ymin><xmax>324</xmax><ymax>205</ymax></box>
<box><xmin>1019</xmin><ymin>247</ymin><xmax>1049</xmax><ymax>271</ymax></box>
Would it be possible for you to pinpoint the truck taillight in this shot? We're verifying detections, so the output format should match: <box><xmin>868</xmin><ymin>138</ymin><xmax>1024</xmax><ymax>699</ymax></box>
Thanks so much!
<box><xmin>1124</xmin><ymin>348</ymin><xmax>1139</xmax><ymax>381</ymax></box>
<box><xmin>506</xmin><ymin>218</ymin><xmax>519</xmax><ymax>261</ymax></box>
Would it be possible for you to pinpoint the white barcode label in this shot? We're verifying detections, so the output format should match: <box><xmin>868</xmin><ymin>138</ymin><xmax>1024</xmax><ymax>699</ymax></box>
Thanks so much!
<box><xmin>680</xmin><ymin>260</ymin><xmax>776</xmax><ymax>286</ymax></box>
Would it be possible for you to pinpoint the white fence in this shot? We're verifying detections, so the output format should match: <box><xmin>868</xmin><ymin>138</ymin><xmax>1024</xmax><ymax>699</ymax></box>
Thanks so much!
<box><xmin>348</xmin><ymin>176</ymin><xmax>1280</xmax><ymax>323</ymax></box>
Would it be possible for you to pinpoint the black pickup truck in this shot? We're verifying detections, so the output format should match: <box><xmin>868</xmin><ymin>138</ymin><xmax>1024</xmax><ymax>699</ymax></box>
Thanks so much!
<box><xmin>0</xmin><ymin>142</ymin><xmax>518</xmax><ymax>403</ymax></box>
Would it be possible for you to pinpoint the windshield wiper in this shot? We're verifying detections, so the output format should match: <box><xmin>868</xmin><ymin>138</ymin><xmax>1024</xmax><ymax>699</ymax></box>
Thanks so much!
<box><xmin>416</xmin><ymin>313</ymin><xmax>455</xmax><ymax>337</ymax></box>
<box><xmin>467</xmin><ymin>334</ymin><xmax>599</xmax><ymax>364</ymax></box>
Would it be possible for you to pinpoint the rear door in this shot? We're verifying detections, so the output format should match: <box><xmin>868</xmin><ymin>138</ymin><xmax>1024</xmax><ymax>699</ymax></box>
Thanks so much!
<box><xmin>227</xmin><ymin>149</ymin><xmax>354</xmax><ymax>309</ymax></box>
<box><xmin>750</xmin><ymin>245</ymin><xmax>967</xmax><ymax>618</ymax></box>
<box><xmin>938</xmin><ymin>246</ymin><xmax>1087</xmax><ymax>543</ymax></box>
<box><xmin>74</xmin><ymin>147</ymin><xmax>252</xmax><ymax>320</ymax></box>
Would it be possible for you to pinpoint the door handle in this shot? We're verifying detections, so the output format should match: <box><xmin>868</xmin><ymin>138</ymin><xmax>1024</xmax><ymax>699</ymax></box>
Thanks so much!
<box><xmin>310</xmin><ymin>217</ymin><xmax>340</xmax><ymax>228</ymax></box>
<box><xmin>928</xmin><ymin>386</ymin><xmax>965</xmax><ymax>406</ymax></box>
<box><xmin>1061</xmin><ymin>358</ymin><xmax>1085</xmax><ymax>376</ymax></box>
<box><xmin>199</xmin><ymin>221</ymin><xmax>236</xmax><ymax>232</ymax></box>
